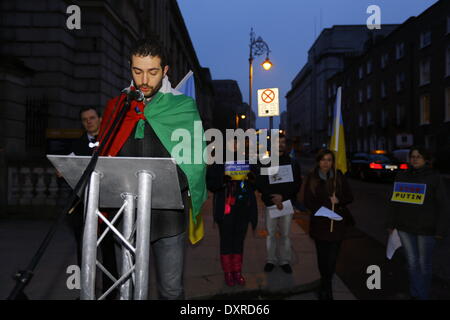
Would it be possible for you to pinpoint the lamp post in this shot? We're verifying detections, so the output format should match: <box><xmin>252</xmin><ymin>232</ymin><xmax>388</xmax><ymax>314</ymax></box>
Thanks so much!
<box><xmin>248</xmin><ymin>28</ymin><xmax>272</xmax><ymax>132</ymax></box>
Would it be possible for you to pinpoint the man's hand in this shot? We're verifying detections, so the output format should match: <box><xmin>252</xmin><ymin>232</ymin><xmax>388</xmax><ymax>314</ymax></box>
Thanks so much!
<box><xmin>387</xmin><ymin>228</ymin><xmax>394</xmax><ymax>235</ymax></box>
<box><xmin>330</xmin><ymin>193</ymin><xmax>339</xmax><ymax>205</ymax></box>
<box><xmin>271</xmin><ymin>194</ymin><xmax>283</xmax><ymax>210</ymax></box>
<box><xmin>56</xmin><ymin>170</ymin><xmax>62</xmax><ymax>178</ymax></box>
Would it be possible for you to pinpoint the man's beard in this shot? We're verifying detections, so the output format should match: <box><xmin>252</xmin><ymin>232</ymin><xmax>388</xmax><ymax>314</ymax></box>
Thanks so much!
<box><xmin>139</xmin><ymin>78</ymin><xmax>164</xmax><ymax>98</ymax></box>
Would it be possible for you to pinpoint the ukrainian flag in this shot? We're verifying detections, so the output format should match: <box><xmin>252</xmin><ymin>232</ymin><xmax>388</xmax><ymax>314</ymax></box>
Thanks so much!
<box><xmin>175</xmin><ymin>71</ymin><xmax>204</xmax><ymax>245</ymax></box>
<box><xmin>329</xmin><ymin>87</ymin><xmax>347</xmax><ymax>174</ymax></box>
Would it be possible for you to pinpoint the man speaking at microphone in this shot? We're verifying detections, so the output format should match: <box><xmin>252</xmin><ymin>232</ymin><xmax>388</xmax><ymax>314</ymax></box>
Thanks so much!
<box><xmin>98</xmin><ymin>36</ymin><xmax>207</xmax><ymax>300</ymax></box>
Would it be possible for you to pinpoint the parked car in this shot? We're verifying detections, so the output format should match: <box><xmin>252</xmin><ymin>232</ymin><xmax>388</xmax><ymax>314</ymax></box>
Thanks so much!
<box><xmin>349</xmin><ymin>150</ymin><xmax>409</xmax><ymax>181</ymax></box>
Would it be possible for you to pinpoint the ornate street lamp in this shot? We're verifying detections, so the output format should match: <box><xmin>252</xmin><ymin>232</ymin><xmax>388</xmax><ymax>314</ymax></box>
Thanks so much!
<box><xmin>248</xmin><ymin>28</ymin><xmax>272</xmax><ymax>116</ymax></box>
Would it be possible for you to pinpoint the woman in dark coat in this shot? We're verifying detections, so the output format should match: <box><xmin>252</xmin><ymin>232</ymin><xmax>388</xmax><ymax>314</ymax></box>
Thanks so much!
<box><xmin>206</xmin><ymin>139</ymin><xmax>258</xmax><ymax>287</ymax></box>
<box><xmin>387</xmin><ymin>146</ymin><xmax>450</xmax><ymax>300</ymax></box>
<box><xmin>304</xmin><ymin>149</ymin><xmax>354</xmax><ymax>300</ymax></box>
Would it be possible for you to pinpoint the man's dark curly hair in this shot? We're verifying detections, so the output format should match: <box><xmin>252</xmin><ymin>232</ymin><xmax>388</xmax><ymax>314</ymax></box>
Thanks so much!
<box><xmin>128</xmin><ymin>35</ymin><xmax>168</xmax><ymax>67</ymax></box>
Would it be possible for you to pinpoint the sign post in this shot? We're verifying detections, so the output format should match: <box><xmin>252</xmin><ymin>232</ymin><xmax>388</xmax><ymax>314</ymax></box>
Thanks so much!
<box><xmin>258</xmin><ymin>88</ymin><xmax>280</xmax><ymax>152</ymax></box>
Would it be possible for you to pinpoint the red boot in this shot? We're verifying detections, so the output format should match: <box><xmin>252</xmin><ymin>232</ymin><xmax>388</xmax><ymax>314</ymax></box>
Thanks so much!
<box><xmin>231</xmin><ymin>254</ymin><xmax>246</xmax><ymax>286</ymax></box>
<box><xmin>220</xmin><ymin>254</ymin><xmax>235</xmax><ymax>286</ymax></box>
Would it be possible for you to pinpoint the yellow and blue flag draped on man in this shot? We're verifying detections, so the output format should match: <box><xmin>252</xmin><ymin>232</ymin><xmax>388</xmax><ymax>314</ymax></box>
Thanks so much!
<box><xmin>329</xmin><ymin>87</ymin><xmax>347</xmax><ymax>174</ymax></box>
<box><xmin>175</xmin><ymin>71</ymin><xmax>205</xmax><ymax>244</ymax></box>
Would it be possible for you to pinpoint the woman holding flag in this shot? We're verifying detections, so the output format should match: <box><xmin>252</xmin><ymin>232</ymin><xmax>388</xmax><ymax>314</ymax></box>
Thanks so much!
<box><xmin>304</xmin><ymin>86</ymin><xmax>354</xmax><ymax>299</ymax></box>
<box><xmin>304</xmin><ymin>149</ymin><xmax>354</xmax><ymax>300</ymax></box>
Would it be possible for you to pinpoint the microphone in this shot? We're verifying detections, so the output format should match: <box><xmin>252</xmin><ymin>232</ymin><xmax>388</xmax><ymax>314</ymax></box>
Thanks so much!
<box><xmin>126</xmin><ymin>89</ymin><xmax>144</xmax><ymax>102</ymax></box>
<box><xmin>121</xmin><ymin>82</ymin><xmax>144</xmax><ymax>102</ymax></box>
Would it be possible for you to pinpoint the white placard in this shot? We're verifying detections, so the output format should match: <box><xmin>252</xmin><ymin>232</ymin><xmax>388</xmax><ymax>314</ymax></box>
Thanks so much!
<box><xmin>386</xmin><ymin>229</ymin><xmax>402</xmax><ymax>260</ymax></box>
<box><xmin>267</xmin><ymin>165</ymin><xmax>294</xmax><ymax>184</ymax></box>
<box><xmin>267</xmin><ymin>200</ymin><xmax>294</xmax><ymax>219</ymax></box>
<box><xmin>314</xmin><ymin>206</ymin><xmax>343</xmax><ymax>221</ymax></box>
<box><xmin>258</xmin><ymin>88</ymin><xmax>279</xmax><ymax>117</ymax></box>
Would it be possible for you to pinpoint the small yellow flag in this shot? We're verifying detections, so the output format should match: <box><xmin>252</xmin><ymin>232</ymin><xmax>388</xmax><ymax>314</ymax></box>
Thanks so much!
<box><xmin>189</xmin><ymin>208</ymin><xmax>204</xmax><ymax>244</ymax></box>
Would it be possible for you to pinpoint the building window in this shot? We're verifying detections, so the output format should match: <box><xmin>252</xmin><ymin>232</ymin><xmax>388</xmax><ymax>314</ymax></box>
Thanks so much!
<box><xmin>381</xmin><ymin>53</ymin><xmax>388</xmax><ymax>69</ymax></box>
<box><xmin>419</xmin><ymin>58</ymin><xmax>431</xmax><ymax>85</ymax></box>
<box><xmin>358</xmin><ymin>66</ymin><xmax>364</xmax><ymax>79</ymax></box>
<box><xmin>420</xmin><ymin>94</ymin><xmax>431</xmax><ymax>125</ymax></box>
<box><xmin>366</xmin><ymin>60</ymin><xmax>372</xmax><ymax>74</ymax></box>
<box><xmin>381</xmin><ymin>109</ymin><xmax>387</xmax><ymax>128</ymax></box>
<box><xmin>359</xmin><ymin>114</ymin><xmax>364</xmax><ymax>127</ymax></box>
<box><xmin>381</xmin><ymin>81</ymin><xmax>386</xmax><ymax>98</ymax></box>
<box><xmin>445</xmin><ymin>87</ymin><xmax>450</xmax><ymax>122</ymax></box>
<box><xmin>367</xmin><ymin>112</ymin><xmax>373</xmax><ymax>125</ymax></box>
<box><xmin>367</xmin><ymin>85</ymin><xmax>372</xmax><ymax>100</ymax></box>
<box><xmin>447</xmin><ymin>16</ymin><xmax>450</xmax><ymax>34</ymax></box>
<box><xmin>420</xmin><ymin>31</ymin><xmax>431</xmax><ymax>48</ymax></box>
<box><xmin>396</xmin><ymin>73</ymin><xmax>405</xmax><ymax>92</ymax></box>
<box><xmin>396</xmin><ymin>105</ymin><xmax>405</xmax><ymax>126</ymax></box>
<box><xmin>26</xmin><ymin>97</ymin><xmax>48</xmax><ymax>148</ymax></box>
<box><xmin>346</xmin><ymin>78</ymin><xmax>351</xmax><ymax>88</ymax></box>
<box><xmin>358</xmin><ymin>89</ymin><xmax>363</xmax><ymax>103</ymax></box>
<box><xmin>396</xmin><ymin>42</ymin><xmax>405</xmax><ymax>60</ymax></box>
<box><xmin>446</xmin><ymin>45</ymin><xmax>450</xmax><ymax>77</ymax></box>
<box><xmin>370</xmin><ymin>135</ymin><xmax>376</xmax><ymax>151</ymax></box>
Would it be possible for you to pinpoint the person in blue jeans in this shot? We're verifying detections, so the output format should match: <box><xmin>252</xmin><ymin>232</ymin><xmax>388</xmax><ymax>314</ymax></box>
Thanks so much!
<box><xmin>387</xmin><ymin>146</ymin><xmax>450</xmax><ymax>300</ymax></box>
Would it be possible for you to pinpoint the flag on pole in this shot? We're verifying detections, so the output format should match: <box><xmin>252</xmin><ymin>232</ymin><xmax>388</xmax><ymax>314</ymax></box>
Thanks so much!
<box><xmin>329</xmin><ymin>87</ymin><xmax>347</xmax><ymax>174</ymax></box>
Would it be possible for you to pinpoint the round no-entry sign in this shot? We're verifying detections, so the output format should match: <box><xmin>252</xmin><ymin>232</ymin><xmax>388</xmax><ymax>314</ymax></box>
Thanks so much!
<box><xmin>261</xmin><ymin>89</ymin><xmax>275</xmax><ymax>103</ymax></box>
<box><xmin>257</xmin><ymin>88</ymin><xmax>279</xmax><ymax>117</ymax></box>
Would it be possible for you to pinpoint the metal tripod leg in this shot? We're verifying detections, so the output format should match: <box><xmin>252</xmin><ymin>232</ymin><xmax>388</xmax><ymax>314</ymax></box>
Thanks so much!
<box><xmin>80</xmin><ymin>171</ymin><xmax>101</xmax><ymax>300</ymax></box>
<box><xmin>120</xmin><ymin>193</ymin><xmax>135</xmax><ymax>300</ymax></box>
<box><xmin>134</xmin><ymin>171</ymin><xmax>153</xmax><ymax>300</ymax></box>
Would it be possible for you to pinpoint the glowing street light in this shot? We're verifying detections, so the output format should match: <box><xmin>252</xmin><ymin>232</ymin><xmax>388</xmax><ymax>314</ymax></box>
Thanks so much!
<box><xmin>261</xmin><ymin>57</ymin><xmax>273</xmax><ymax>71</ymax></box>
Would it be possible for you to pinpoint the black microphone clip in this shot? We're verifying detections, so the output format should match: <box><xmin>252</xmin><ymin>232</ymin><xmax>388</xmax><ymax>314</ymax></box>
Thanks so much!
<box><xmin>122</xmin><ymin>86</ymin><xmax>144</xmax><ymax>102</ymax></box>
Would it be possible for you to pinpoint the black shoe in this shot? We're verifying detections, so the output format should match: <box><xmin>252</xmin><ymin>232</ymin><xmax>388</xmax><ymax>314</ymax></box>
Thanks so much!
<box><xmin>264</xmin><ymin>263</ymin><xmax>275</xmax><ymax>272</ymax></box>
<box><xmin>280</xmin><ymin>264</ymin><xmax>293</xmax><ymax>274</ymax></box>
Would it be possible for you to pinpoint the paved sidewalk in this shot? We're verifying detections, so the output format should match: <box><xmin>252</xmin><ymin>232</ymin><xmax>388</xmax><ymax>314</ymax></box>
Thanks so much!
<box><xmin>148</xmin><ymin>192</ymin><xmax>355</xmax><ymax>300</ymax></box>
<box><xmin>0</xmin><ymin>192</ymin><xmax>356</xmax><ymax>300</ymax></box>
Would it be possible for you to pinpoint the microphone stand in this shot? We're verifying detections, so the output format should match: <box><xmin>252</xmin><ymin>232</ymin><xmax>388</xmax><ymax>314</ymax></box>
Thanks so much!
<box><xmin>7</xmin><ymin>93</ymin><xmax>134</xmax><ymax>300</ymax></box>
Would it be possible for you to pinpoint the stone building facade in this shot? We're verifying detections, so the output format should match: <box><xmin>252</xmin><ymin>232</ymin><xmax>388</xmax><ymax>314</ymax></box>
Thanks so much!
<box><xmin>286</xmin><ymin>24</ymin><xmax>398</xmax><ymax>152</ymax></box>
<box><xmin>326</xmin><ymin>0</ymin><xmax>450</xmax><ymax>171</ymax></box>
<box><xmin>0</xmin><ymin>0</ymin><xmax>214</xmax><ymax>208</ymax></box>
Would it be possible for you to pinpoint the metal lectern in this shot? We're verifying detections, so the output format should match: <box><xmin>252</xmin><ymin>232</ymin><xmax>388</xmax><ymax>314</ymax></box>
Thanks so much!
<box><xmin>47</xmin><ymin>155</ymin><xmax>183</xmax><ymax>300</ymax></box>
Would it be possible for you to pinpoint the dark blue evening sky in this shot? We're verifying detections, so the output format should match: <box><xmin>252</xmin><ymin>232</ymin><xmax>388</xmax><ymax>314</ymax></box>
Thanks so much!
<box><xmin>177</xmin><ymin>0</ymin><xmax>438</xmax><ymax>129</ymax></box>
